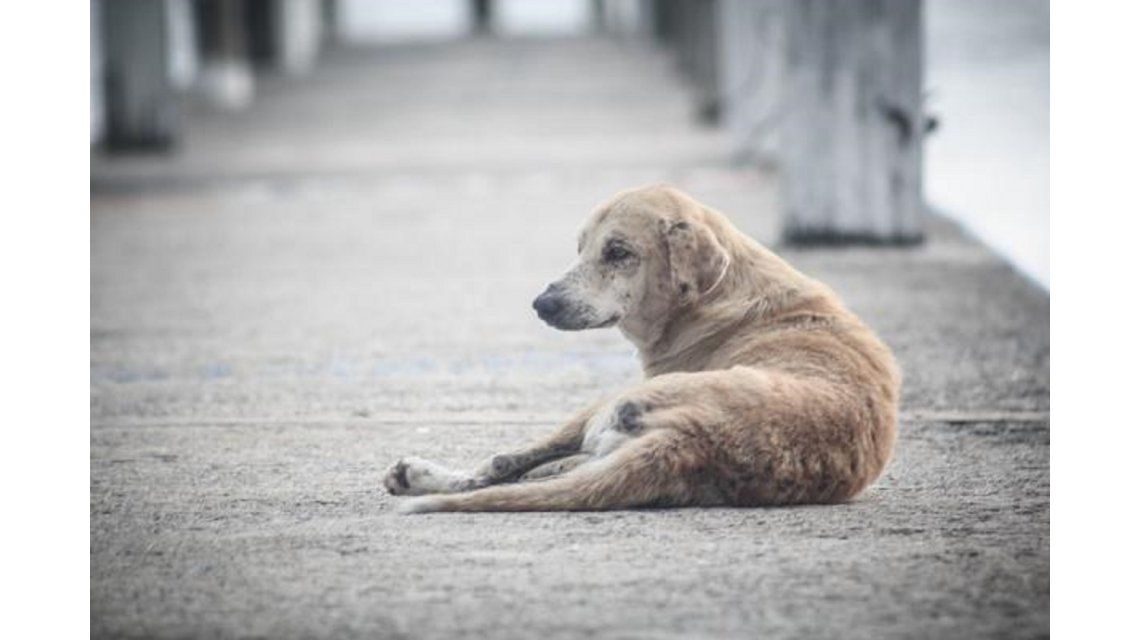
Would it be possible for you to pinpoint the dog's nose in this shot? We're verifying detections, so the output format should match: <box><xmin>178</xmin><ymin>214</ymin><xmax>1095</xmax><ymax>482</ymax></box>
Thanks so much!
<box><xmin>532</xmin><ymin>287</ymin><xmax>564</xmax><ymax>320</ymax></box>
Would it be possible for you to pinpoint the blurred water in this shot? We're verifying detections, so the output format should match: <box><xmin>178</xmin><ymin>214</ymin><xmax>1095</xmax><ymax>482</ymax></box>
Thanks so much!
<box><xmin>338</xmin><ymin>0</ymin><xmax>471</xmax><ymax>42</ymax></box>
<box><xmin>926</xmin><ymin>0</ymin><xmax>1049</xmax><ymax>288</ymax></box>
<box><xmin>338</xmin><ymin>0</ymin><xmax>595</xmax><ymax>42</ymax></box>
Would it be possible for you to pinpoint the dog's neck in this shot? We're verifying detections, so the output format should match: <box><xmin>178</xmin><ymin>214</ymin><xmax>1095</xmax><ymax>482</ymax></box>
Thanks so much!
<box><xmin>624</xmin><ymin>234</ymin><xmax>829</xmax><ymax>376</ymax></box>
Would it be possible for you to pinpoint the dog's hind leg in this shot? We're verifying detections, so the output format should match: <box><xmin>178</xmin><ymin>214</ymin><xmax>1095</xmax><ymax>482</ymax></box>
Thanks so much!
<box><xmin>396</xmin><ymin>427</ymin><xmax>710</xmax><ymax>513</ymax></box>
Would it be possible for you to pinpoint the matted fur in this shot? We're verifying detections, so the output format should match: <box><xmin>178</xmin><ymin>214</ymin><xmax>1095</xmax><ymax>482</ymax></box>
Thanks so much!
<box><xmin>384</xmin><ymin>185</ymin><xmax>900</xmax><ymax>513</ymax></box>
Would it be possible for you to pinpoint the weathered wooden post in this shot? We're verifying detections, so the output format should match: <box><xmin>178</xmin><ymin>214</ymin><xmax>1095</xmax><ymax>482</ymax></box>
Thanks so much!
<box><xmin>717</xmin><ymin>0</ymin><xmax>787</xmax><ymax>164</ymax></box>
<box><xmin>784</xmin><ymin>0</ymin><xmax>924</xmax><ymax>243</ymax></box>
<box><xmin>592</xmin><ymin>0</ymin><xmax>606</xmax><ymax>32</ymax></box>
<box><xmin>320</xmin><ymin>0</ymin><xmax>339</xmax><ymax>45</ymax></box>
<box><xmin>246</xmin><ymin>0</ymin><xmax>323</xmax><ymax>75</ymax></box>
<box><xmin>655</xmin><ymin>0</ymin><xmax>721</xmax><ymax>123</ymax></box>
<box><xmin>686</xmin><ymin>0</ymin><xmax>722</xmax><ymax>123</ymax></box>
<box><xmin>651</xmin><ymin>0</ymin><xmax>682</xmax><ymax>44</ymax></box>
<box><xmin>472</xmin><ymin>0</ymin><xmax>493</xmax><ymax>35</ymax></box>
<box><xmin>595</xmin><ymin>0</ymin><xmax>652</xmax><ymax>37</ymax></box>
<box><xmin>91</xmin><ymin>0</ymin><xmax>105</xmax><ymax>145</ymax></box>
<box><xmin>720</xmin><ymin>0</ymin><xmax>925</xmax><ymax>243</ymax></box>
<box><xmin>278</xmin><ymin>0</ymin><xmax>323</xmax><ymax>74</ymax></box>
<box><xmin>101</xmin><ymin>0</ymin><xmax>179</xmax><ymax>150</ymax></box>
<box><xmin>195</xmin><ymin>0</ymin><xmax>255</xmax><ymax>110</ymax></box>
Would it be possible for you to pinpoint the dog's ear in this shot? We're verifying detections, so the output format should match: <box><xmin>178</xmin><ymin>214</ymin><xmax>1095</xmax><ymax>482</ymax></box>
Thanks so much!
<box><xmin>662</xmin><ymin>219</ymin><xmax>730</xmax><ymax>304</ymax></box>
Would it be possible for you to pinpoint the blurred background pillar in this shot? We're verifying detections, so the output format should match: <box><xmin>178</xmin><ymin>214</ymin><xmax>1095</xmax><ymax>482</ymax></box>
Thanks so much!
<box><xmin>277</xmin><ymin>0</ymin><xmax>324</xmax><ymax>74</ymax></box>
<box><xmin>718</xmin><ymin>0</ymin><xmax>786</xmax><ymax>166</ymax></box>
<box><xmin>196</xmin><ymin>0</ymin><xmax>256</xmax><ymax>110</ymax></box>
<box><xmin>650</xmin><ymin>0</ymin><xmax>679</xmax><ymax>43</ymax></box>
<box><xmin>718</xmin><ymin>0</ymin><xmax>925</xmax><ymax>244</ymax></box>
<box><xmin>672</xmin><ymin>0</ymin><xmax>721</xmax><ymax>124</ymax></box>
<box><xmin>167</xmin><ymin>0</ymin><xmax>200</xmax><ymax>92</ymax></box>
<box><xmin>591</xmin><ymin>0</ymin><xmax>605</xmax><ymax>33</ymax></box>
<box><xmin>245</xmin><ymin>0</ymin><xmax>323</xmax><ymax>74</ymax></box>
<box><xmin>101</xmin><ymin>0</ymin><xmax>180</xmax><ymax>150</ymax></box>
<box><xmin>91</xmin><ymin>0</ymin><xmax>105</xmax><ymax>145</ymax></box>
<box><xmin>472</xmin><ymin>0</ymin><xmax>492</xmax><ymax>35</ymax></box>
<box><xmin>594</xmin><ymin>0</ymin><xmax>651</xmax><ymax>38</ymax></box>
<box><xmin>320</xmin><ymin>0</ymin><xmax>339</xmax><ymax>45</ymax></box>
<box><xmin>246</xmin><ymin>0</ymin><xmax>323</xmax><ymax>75</ymax></box>
<box><xmin>782</xmin><ymin>0</ymin><xmax>925</xmax><ymax>243</ymax></box>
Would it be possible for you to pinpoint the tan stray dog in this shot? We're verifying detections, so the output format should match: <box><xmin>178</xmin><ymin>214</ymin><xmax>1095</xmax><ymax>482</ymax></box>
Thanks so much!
<box><xmin>384</xmin><ymin>185</ymin><xmax>900</xmax><ymax>513</ymax></box>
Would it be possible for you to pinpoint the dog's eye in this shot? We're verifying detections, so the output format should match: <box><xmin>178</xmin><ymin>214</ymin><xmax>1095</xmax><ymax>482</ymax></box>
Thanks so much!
<box><xmin>603</xmin><ymin>245</ymin><xmax>634</xmax><ymax>263</ymax></box>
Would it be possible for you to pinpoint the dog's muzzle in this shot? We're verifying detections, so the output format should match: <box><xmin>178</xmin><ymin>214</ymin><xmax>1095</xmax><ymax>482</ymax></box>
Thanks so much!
<box><xmin>533</xmin><ymin>283</ymin><xmax>615</xmax><ymax>330</ymax></box>
<box><xmin>532</xmin><ymin>284</ymin><xmax>568</xmax><ymax>325</ymax></box>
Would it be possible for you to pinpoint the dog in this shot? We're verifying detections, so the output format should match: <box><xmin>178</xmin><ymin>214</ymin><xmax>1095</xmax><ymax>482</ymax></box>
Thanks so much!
<box><xmin>384</xmin><ymin>185</ymin><xmax>900</xmax><ymax>513</ymax></box>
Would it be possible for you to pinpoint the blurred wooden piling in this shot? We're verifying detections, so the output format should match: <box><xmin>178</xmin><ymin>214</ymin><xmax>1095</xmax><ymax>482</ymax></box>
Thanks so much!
<box><xmin>101</xmin><ymin>0</ymin><xmax>178</xmax><ymax>150</ymax></box>
<box><xmin>660</xmin><ymin>0</ymin><xmax>926</xmax><ymax>243</ymax></box>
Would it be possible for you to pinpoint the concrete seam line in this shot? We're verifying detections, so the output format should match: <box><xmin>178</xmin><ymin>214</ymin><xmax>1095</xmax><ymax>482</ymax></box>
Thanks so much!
<box><xmin>90</xmin><ymin>410</ymin><xmax>1050</xmax><ymax>429</ymax></box>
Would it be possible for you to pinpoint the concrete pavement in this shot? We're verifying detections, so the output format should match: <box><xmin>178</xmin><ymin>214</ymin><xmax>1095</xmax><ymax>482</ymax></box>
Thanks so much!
<box><xmin>92</xmin><ymin>37</ymin><xmax>1048</xmax><ymax>639</ymax></box>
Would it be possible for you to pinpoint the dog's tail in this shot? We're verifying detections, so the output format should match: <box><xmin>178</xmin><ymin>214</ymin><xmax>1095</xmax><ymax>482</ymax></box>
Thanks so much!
<box><xmin>396</xmin><ymin>430</ymin><xmax>700</xmax><ymax>513</ymax></box>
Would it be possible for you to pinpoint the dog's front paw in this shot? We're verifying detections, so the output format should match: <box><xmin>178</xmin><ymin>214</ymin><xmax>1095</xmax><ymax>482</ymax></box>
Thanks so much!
<box><xmin>384</xmin><ymin>456</ymin><xmax>471</xmax><ymax>496</ymax></box>
<box><xmin>384</xmin><ymin>459</ymin><xmax>414</xmax><ymax>495</ymax></box>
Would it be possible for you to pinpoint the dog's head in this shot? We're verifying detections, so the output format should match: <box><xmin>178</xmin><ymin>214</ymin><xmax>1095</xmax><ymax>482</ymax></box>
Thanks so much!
<box><xmin>532</xmin><ymin>185</ymin><xmax>731</xmax><ymax>334</ymax></box>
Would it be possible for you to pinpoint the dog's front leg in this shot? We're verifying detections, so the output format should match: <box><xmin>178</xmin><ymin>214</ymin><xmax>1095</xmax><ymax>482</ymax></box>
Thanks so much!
<box><xmin>472</xmin><ymin>401</ymin><xmax>603</xmax><ymax>481</ymax></box>
<box><xmin>519</xmin><ymin>453</ymin><xmax>593</xmax><ymax>481</ymax></box>
<box><xmin>384</xmin><ymin>402</ymin><xmax>602</xmax><ymax>496</ymax></box>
